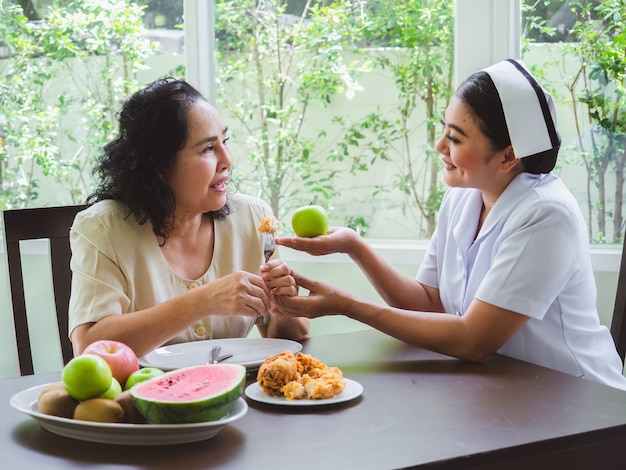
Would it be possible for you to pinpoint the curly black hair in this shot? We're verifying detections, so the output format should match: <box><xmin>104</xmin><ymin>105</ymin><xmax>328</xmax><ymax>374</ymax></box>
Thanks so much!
<box><xmin>87</xmin><ymin>77</ymin><xmax>230</xmax><ymax>242</ymax></box>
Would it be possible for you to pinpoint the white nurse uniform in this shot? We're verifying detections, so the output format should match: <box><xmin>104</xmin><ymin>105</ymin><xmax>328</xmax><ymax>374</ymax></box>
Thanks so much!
<box><xmin>417</xmin><ymin>172</ymin><xmax>626</xmax><ymax>390</ymax></box>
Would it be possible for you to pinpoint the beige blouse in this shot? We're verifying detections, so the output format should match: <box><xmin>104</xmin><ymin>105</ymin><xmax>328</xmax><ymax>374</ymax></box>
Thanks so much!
<box><xmin>68</xmin><ymin>193</ymin><xmax>273</xmax><ymax>345</ymax></box>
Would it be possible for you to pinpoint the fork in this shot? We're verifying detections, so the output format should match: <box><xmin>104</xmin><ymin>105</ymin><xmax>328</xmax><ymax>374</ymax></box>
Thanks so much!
<box><xmin>208</xmin><ymin>345</ymin><xmax>233</xmax><ymax>364</ymax></box>
<box><xmin>263</xmin><ymin>231</ymin><xmax>276</xmax><ymax>263</ymax></box>
<box><xmin>209</xmin><ymin>345</ymin><xmax>221</xmax><ymax>364</ymax></box>
<box><xmin>257</xmin><ymin>232</ymin><xmax>276</xmax><ymax>325</ymax></box>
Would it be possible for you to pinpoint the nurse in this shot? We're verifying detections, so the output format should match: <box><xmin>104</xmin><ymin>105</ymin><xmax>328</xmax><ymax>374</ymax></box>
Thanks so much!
<box><xmin>274</xmin><ymin>59</ymin><xmax>626</xmax><ymax>390</ymax></box>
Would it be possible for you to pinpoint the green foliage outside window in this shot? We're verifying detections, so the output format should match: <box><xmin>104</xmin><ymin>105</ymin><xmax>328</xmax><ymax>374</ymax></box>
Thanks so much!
<box><xmin>523</xmin><ymin>0</ymin><xmax>626</xmax><ymax>243</ymax></box>
<box><xmin>0</xmin><ymin>0</ymin><xmax>623</xmax><ymax>244</ymax></box>
<box><xmin>329</xmin><ymin>0</ymin><xmax>453</xmax><ymax>236</ymax></box>
<box><xmin>0</xmin><ymin>0</ymin><xmax>154</xmax><ymax>209</ymax></box>
<box><xmin>213</xmin><ymin>0</ymin><xmax>369</xmax><ymax>222</ymax></box>
<box><xmin>214</xmin><ymin>0</ymin><xmax>454</xmax><ymax>237</ymax></box>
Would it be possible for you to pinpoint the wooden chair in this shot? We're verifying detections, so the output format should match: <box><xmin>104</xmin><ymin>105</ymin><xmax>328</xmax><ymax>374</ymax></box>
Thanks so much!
<box><xmin>611</xmin><ymin>233</ymin><xmax>626</xmax><ymax>365</ymax></box>
<box><xmin>2</xmin><ymin>204</ymin><xmax>86</xmax><ymax>375</ymax></box>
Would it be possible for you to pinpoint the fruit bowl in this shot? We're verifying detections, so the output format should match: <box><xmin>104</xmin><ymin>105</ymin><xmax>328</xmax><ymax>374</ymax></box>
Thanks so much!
<box><xmin>10</xmin><ymin>383</ymin><xmax>248</xmax><ymax>445</ymax></box>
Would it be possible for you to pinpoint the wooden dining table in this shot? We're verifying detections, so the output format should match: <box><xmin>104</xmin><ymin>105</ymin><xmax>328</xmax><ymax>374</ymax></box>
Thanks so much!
<box><xmin>3</xmin><ymin>328</ymin><xmax>626</xmax><ymax>469</ymax></box>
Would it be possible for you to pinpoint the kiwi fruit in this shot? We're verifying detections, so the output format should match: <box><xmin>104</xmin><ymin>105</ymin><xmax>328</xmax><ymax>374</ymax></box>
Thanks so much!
<box><xmin>114</xmin><ymin>390</ymin><xmax>147</xmax><ymax>424</ymax></box>
<box><xmin>38</xmin><ymin>387</ymin><xmax>79</xmax><ymax>418</ymax></box>
<box><xmin>73</xmin><ymin>398</ymin><xmax>124</xmax><ymax>423</ymax></box>
<box><xmin>40</xmin><ymin>381</ymin><xmax>67</xmax><ymax>395</ymax></box>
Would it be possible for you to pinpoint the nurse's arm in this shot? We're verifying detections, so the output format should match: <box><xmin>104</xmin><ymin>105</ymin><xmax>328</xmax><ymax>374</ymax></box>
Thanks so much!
<box><xmin>347</xmin><ymin>235</ymin><xmax>444</xmax><ymax>311</ymax></box>
<box><xmin>276</xmin><ymin>273</ymin><xmax>527</xmax><ymax>363</ymax></box>
<box><xmin>278</xmin><ymin>228</ymin><xmax>440</xmax><ymax>312</ymax></box>
<box><xmin>340</xmin><ymin>297</ymin><xmax>529</xmax><ymax>362</ymax></box>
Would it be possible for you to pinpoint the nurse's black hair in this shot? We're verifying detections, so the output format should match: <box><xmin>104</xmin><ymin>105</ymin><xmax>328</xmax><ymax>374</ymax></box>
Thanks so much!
<box><xmin>87</xmin><ymin>77</ymin><xmax>231</xmax><ymax>243</ymax></box>
<box><xmin>456</xmin><ymin>71</ymin><xmax>558</xmax><ymax>174</ymax></box>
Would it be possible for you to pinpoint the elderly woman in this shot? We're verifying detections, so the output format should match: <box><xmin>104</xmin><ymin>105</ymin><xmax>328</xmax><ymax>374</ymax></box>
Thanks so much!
<box><xmin>69</xmin><ymin>77</ymin><xmax>309</xmax><ymax>357</ymax></box>
<box><xmin>275</xmin><ymin>59</ymin><xmax>626</xmax><ymax>390</ymax></box>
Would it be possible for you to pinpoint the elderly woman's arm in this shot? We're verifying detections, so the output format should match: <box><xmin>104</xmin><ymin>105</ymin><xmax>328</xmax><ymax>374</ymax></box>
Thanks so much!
<box><xmin>71</xmin><ymin>270</ymin><xmax>274</xmax><ymax>357</ymax></box>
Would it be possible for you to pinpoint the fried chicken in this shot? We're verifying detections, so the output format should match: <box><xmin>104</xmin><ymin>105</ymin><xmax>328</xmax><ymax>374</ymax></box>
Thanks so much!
<box><xmin>256</xmin><ymin>350</ymin><xmax>300</xmax><ymax>397</ymax></box>
<box><xmin>257</xmin><ymin>216</ymin><xmax>279</xmax><ymax>233</ymax></box>
<box><xmin>257</xmin><ymin>351</ymin><xmax>346</xmax><ymax>400</ymax></box>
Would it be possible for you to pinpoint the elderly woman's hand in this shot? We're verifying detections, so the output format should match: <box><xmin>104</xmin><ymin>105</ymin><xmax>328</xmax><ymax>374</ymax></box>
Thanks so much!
<box><xmin>260</xmin><ymin>259</ymin><xmax>298</xmax><ymax>296</ymax></box>
<box><xmin>259</xmin><ymin>260</ymin><xmax>310</xmax><ymax>341</ymax></box>
<box><xmin>195</xmin><ymin>271</ymin><xmax>271</xmax><ymax>320</ymax></box>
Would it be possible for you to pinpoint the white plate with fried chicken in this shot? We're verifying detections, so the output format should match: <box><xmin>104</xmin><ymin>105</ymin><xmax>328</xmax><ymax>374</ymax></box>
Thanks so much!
<box><xmin>246</xmin><ymin>350</ymin><xmax>363</xmax><ymax>406</ymax></box>
<box><xmin>245</xmin><ymin>378</ymin><xmax>363</xmax><ymax>406</ymax></box>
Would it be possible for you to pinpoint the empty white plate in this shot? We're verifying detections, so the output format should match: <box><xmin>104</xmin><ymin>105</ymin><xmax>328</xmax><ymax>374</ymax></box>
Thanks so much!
<box><xmin>139</xmin><ymin>337</ymin><xmax>302</xmax><ymax>371</ymax></box>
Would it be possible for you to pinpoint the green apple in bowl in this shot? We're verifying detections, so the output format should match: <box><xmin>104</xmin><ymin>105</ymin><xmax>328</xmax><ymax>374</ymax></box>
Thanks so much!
<box><xmin>291</xmin><ymin>204</ymin><xmax>329</xmax><ymax>238</ymax></box>
<box><xmin>62</xmin><ymin>354</ymin><xmax>113</xmax><ymax>401</ymax></box>
<box><xmin>99</xmin><ymin>378</ymin><xmax>123</xmax><ymax>400</ymax></box>
<box><xmin>124</xmin><ymin>367</ymin><xmax>165</xmax><ymax>390</ymax></box>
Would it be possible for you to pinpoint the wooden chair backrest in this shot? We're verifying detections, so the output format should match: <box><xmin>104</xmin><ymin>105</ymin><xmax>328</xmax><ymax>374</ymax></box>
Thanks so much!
<box><xmin>2</xmin><ymin>205</ymin><xmax>86</xmax><ymax>375</ymax></box>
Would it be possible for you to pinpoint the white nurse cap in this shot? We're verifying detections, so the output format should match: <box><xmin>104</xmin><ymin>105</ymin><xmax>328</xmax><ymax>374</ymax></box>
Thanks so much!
<box><xmin>482</xmin><ymin>59</ymin><xmax>560</xmax><ymax>159</ymax></box>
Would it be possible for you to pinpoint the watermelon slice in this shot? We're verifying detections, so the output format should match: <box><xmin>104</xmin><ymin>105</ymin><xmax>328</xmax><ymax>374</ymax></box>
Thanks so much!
<box><xmin>130</xmin><ymin>364</ymin><xmax>246</xmax><ymax>424</ymax></box>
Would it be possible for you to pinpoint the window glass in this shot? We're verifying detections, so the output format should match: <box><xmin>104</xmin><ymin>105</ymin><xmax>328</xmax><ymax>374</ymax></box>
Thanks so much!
<box><xmin>522</xmin><ymin>0</ymin><xmax>626</xmax><ymax>244</ymax></box>
<box><xmin>1</xmin><ymin>0</ymin><xmax>183</xmax><ymax>209</ymax></box>
<box><xmin>523</xmin><ymin>0</ymin><xmax>576</xmax><ymax>42</ymax></box>
<box><xmin>214</xmin><ymin>0</ymin><xmax>454</xmax><ymax>239</ymax></box>
<box><xmin>2</xmin><ymin>1</ymin><xmax>623</xmax><ymax>244</ymax></box>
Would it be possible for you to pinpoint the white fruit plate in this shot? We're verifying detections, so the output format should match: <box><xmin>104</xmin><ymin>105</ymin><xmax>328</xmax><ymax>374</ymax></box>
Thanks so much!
<box><xmin>10</xmin><ymin>383</ymin><xmax>247</xmax><ymax>445</ymax></box>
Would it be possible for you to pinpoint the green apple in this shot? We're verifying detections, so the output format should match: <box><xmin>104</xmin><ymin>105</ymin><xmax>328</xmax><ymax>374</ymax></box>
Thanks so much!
<box><xmin>124</xmin><ymin>367</ymin><xmax>165</xmax><ymax>390</ymax></box>
<box><xmin>62</xmin><ymin>354</ymin><xmax>113</xmax><ymax>401</ymax></box>
<box><xmin>99</xmin><ymin>378</ymin><xmax>123</xmax><ymax>400</ymax></box>
<box><xmin>291</xmin><ymin>204</ymin><xmax>329</xmax><ymax>238</ymax></box>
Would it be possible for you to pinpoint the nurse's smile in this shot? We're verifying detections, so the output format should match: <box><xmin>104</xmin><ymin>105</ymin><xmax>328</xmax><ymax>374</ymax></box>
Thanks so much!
<box><xmin>442</xmin><ymin>158</ymin><xmax>456</xmax><ymax>171</ymax></box>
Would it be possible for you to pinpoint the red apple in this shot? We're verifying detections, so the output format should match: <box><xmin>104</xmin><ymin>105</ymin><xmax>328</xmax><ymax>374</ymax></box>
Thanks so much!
<box><xmin>83</xmin><ymin>340</ymin><xmax>140</xmax><ymax>389</ymax></box>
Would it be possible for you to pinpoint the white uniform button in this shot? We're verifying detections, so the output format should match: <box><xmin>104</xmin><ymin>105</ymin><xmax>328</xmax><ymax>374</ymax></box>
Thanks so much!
<box><xmin>188</xmin><ymin>282</ymin><xmax>199</xmax><ymax>290</ymax></box>
<box><xmin>194</xmin><ymin>325</ymin><xmax>206</xmax><ymax>336</ymax></box>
